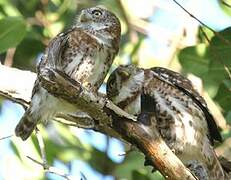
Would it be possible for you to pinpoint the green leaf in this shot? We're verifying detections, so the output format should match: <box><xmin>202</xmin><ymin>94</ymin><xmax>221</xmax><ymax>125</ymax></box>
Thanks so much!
<box><xmin>114</xmin><ymin>151</ymin><xmax>164</xmax><ymax>180</ymax></box>
<box><xmin>226</xmin><ymin>111</ymin><xmax>231</xmax><ymax>125</ymax></box>
<box><xmin>0</xmin><ymin>17</ymin><xmax>26</xmax><ymax>53</ymax></box>
<box><xmin>13</xmin><ymin>37</ymin><xmax>44</xmax><ymax>70</ymax></box>
<box><xmin>218</xmin><ymin>0</ymin><xmax>231</xmax><ymax>16</ymax></box>
<box><xmin>178</xmin><ymin>44</ymin><xmax>209</xmax><ymax>77</ymax></box>
<box><xmin>214</xmin><ymin>79</ymin><xmax>231</xmax><ymax>112</ymax></box>
<box><xmin>10</xmin><ymin>141</ymin><xmax>21</xmax><ymax>160</ymax></box>
<box><xmin>87</xmin><ymin>147</ymin><xmax>117</xmax><ymax>175</ymax></box>
<box><xmin>132</xmin><ymin>170</ymin><xmax>151</xmax><ymax>180</ymax></box>
<box><xmin>208</xmin><ymin>27</ymin><xmax>231</xmax><ymax>83</ymax></box>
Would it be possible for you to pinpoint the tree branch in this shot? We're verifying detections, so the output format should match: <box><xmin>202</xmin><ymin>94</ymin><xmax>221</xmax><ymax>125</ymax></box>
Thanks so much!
<box><xmin>0</xmin><ymin>64</ymin><xmax>36</xmax><ymax>108</ymax></box>
<box><xmin>38</xmin><ymin>68</ymin><xmax>196</xmax><ymax>180</ymax></box>
<box><xmin>0</xmin><ymin>64</ymin><xmax>196</xmax><ymax>179</ymax></box>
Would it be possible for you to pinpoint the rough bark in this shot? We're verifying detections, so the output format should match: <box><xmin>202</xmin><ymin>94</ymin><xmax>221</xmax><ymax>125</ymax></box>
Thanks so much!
<box><xmin>0</xmin><ymin>64</ymin><xmax>196</xmax><ymax>180</ymax></box>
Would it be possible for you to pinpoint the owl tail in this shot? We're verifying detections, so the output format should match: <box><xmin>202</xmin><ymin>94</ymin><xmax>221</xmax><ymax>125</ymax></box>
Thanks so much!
<box><xmin>219</xmin><ymin>156</ymin><xmax>231</xmax><ymax>173</ymax></box>
<box><xmin>15</xmin><ymin>110</ymin><xmax>37</xmax><ymax>141</ymax></box>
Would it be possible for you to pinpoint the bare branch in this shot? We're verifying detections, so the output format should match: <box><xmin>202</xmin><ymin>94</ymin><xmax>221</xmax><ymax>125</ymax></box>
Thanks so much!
<box><xmin>172</xmin><ymin>0</ymin><xmax>231</xmax><ymax>45</ymax></box>
<box><xmin>112</xmin><ymin>117</ymin><xmax>198</xmax><ymax>180</ymax></box>
<box><xmin>0</xmin><ymin>64</ymin><xmax>196</xmax><ymax>179</ymax></box>
<box><xmin>0</xmin><ymin>134</ymin><xmax>14</xmax><ymax>140</ymax></box>
<box><xmin>27</xmin><ymin>156</ymin><xmax>73</xmax><ymax>180</ymax></box>
<box><xmin>35</xmin><ymin>129</ymin><xmax>48</xmax><ymax>169</ymax></box>
<box><xmin>39</xmin><ymin>68</ymin><xmax>196</xmax><ymax>180</ymax></box>
<box><xmin>0</xmin><ymin>64</ymin><xmax>36</xmax><ymax>108</ymax></box>
<box><xmin>25</xmin><ymin>129</ymin><xmax>74</xmax><ymax>179</ymax></box>
<box><xmin>199</xmin><ymin>26</ymin><xmax>231</xmax><ymax>81</ymax></box>
<box><xmin>221</xmin><ymin>0</ymin><xmax>231</xmax><ymax>8</ymax></box>
<box><xmin>4</xmin><ymin>48</ymin><xmax>16</xmax><ymax>67</ymax></box>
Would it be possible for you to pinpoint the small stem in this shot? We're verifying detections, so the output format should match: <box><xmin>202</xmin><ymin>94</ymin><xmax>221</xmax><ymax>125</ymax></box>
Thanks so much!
<box><xmin>0</xmin><ymin>134</ymin><xmax>14</xmax><ymax>140</ymax></box>
<box><xmin>27</xmin><ymin>156</ymin><xmax>72</xmax><ymax>180</ymax></box>
<box><xmin>35</xmin><ymin>128</ymin><xmax>48</xmax><ymax>169</ymax></box>
<box><xmin>172</xmin><ymin>0</ymin><xmax>231</xmax><ymax>45</ymax></box>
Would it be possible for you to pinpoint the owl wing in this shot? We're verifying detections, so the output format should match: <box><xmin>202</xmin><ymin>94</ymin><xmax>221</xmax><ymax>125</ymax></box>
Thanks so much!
<box><xmin>39</xmin><ymin>27</ymin><xmax>77</xmax><ymax>72</ymax></box>
<box><xmin>34</xmin><ymin>27</ymin><xmax>78</xmax><ymax>97</ymax></box>
<box><xmin>147</xmin><ymin>67</ymin><xmax>222</xmax><ymax>144</ymax></box>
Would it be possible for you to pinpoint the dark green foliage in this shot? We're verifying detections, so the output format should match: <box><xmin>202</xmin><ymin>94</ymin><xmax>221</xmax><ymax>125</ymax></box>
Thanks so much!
<box><xmin>0</xmin><ymin>17</ymin><xmax>26</xmax><ymax>53</ymax></box>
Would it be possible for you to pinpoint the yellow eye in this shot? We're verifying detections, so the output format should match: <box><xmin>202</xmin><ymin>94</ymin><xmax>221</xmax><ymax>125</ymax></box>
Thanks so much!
<box><xmin>92</xmin><ymin>9</ymin><xmax>102</xmax><ymax>16</ymax></box>
<box><xmin>118</xmin><ymin>70</ymin><xmax>130</xmax><ymax>80</ymax></box>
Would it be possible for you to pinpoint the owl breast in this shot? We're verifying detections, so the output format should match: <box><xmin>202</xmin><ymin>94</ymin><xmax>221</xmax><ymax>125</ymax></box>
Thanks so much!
<box><xmin>62</xmin><ymin>29</ymin><xmax>114</xmax><ymax>91</ymax></box>
<box><xmin>145</xmin><ymin>77</ymin><xmax>210</xmax><ymax>164</ymax></box>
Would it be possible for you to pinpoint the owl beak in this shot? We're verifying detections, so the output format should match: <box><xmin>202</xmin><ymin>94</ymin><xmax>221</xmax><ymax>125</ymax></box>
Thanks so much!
<box><xmin>79</xmin><ymin>10</ymin><xmax>89</xmax><ymax>22</ymax></box>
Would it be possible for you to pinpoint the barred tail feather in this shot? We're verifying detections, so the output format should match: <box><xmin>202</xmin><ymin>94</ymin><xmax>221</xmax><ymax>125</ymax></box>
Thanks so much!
<box><xmin>219</xmin><ymin>156</ymin><xmax>231</xmax><ymax>173</ymax></box>
<box><xmin>15</xmin><ymin>111</ymin><xmax>37</xmax><ymax>141</ymax></box>
<box><xmin>211</xmin><ymin>152</ymin><xmax>228</xmax><ymax>179</ymax></box>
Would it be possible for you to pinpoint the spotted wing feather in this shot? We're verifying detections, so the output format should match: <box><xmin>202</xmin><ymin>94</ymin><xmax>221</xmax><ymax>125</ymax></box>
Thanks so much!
<box><xmin>150</xmin><ymin>67</ymin><xmax>222</xmax><ymax>144</ymax></box>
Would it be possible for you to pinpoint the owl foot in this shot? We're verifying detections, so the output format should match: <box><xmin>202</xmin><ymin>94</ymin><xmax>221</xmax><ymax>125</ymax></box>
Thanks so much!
<box><xmin>144</xmin><ymin>156</ymin><xmax>157</xmax><ymax>172</ymax></box>
<box><xmin>118</xmin><ymin>145</ymin><xmax>136</xmax><ymax>156</ymax></box>
<box><xmin>137</xmin><ymin>112</ymin><xmax>152</xmax><ymax>126</ymax></box>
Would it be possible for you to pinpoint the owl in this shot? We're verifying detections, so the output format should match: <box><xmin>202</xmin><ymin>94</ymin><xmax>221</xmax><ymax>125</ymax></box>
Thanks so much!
<box><xmin>15</xmin><ymin>7</ymin><xmax>121</xmax><ymax>140</ymax></box>
<box><xmin>106</xmin><ymin>65</ymin><xmax>228</xmax><ymax>179</ymax></box>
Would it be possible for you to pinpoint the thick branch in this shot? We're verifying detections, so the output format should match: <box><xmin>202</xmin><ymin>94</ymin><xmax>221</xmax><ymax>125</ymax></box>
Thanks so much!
<box><xmin>39</xmin><ymin>68</ymin><xmax>196</xmax><ymax>180</ymax></box>
<box><xmin>0</xmin><ymin>65</ymin><xmax>196</xmax><ymax>179</ymax></box>
<box><xmin>0</xmin><ymin>64</ymin><xmax>122</xmax><ymax>140</ymax></box>
<box><xmin>0</xmin><ymin>64</ymin><xmax>36</xmax><ymax>108</ymax></box>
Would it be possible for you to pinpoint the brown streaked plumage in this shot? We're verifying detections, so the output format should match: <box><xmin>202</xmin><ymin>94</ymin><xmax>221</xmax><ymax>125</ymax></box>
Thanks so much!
<box><xmin>15</xmin><ymin>7</ymin><xmax>121</xmax><ymax>140</ymax></box>
<box><xmin>107</xmin><ymin>65</ymin><xmax>228</xmax><ymax>180</ymax></box>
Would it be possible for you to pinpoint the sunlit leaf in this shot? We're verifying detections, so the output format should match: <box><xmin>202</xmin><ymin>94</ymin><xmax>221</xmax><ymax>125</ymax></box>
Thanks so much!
<box><xmin>178</xmin><ymin>44</ymin><xmax>209</xmax><ymax>77</ymax></box>
<box><xmin>214</xmin><ymin>79</ymin><xmax>231</xmax><ymax>112</ymax></box>
<box><xmin>218</xmin><ymin>0</ymin><xmax>231</xmax><ymax>16</ymax></box>
<box><xmin>114</xmin><ymin>151</ymin><xmax>163</xmax><ymax>180</ymax></box>
<box><xmin>132</xmin><ymin>170</ymin><xmax>151</xmax><ymax>180</ymax></box>
<box><xmin>226</xmin><ymin>111</ymin><xmax>231</xmax><ymax>125</ymax></box>
<box><xmin>208</xmin><ymin>27</ymin><xmax>231</xmax><ymax>83</ymax></box>
<box><xmin>0</xmin><ymin>17</ymin><xmax>26</xmax><ymax>53</ymax></box>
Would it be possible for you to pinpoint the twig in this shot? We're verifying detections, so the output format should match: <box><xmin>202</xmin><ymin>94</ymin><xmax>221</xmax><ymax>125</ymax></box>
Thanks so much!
<box><xmin>172</xmin><ymin>0</ymin><xmax>231</xmax><ymax>45</ymax></box>
<box><xmin>53</xmin><ymin>118</ymin><xmax>80</xmax><ymax>127</ymax></box>
<box><xmin>199</xmin><ymin>27</ymin><xmax>231</xmax><ymax>79</ymax></box>
<box><xmin>0</xmin><ymin>134</ymin><xmax>14</xmax><ymax>140</ymax></box>
<box><xmin>26</xmin><ymin>129</ymin><xmax>73</xmax><ymax>179</ymax></box>
<box><xmin>4</xmin><ymin>48</ymin><xmax>16</xmax><ymax>67</ymax></box>
<box><xmin>35</xmin><ymin>128</ymin><xmax>48</xmax><ymax>169</ymax></box>
<box><xmin>199</xmin><ymin>26</ymin><xmax>211</xmax><ymax>44</ymax></box>
<box><xmin>222</xmin><ymin>0</ymin><xmax>231</xmax><ymax>8</ymax></box>
<box><xmin>27</xmin><ymin>156</ymin><xmax>72</xmax><ymax>180</ymax></box>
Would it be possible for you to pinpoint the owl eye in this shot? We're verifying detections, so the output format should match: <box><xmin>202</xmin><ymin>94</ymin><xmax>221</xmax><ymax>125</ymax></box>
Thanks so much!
<box><xmin>92</xmin><ymin>9</ymin><xmax>102</xmax><ymax>17</ymax></box>
<box><xmin>108</xmin><ymin>79</ymin><xmax>115</xmax><ymax>89</ymax></box>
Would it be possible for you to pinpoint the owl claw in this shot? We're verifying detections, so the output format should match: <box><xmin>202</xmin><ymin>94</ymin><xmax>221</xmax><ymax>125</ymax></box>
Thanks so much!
<box><xmin>144</xmin><ymin>158</ymin><xmax>152</xmax><ymax>166</ymax></box>
<box><xmin>137</xmin><ymin>112</ymin><xmax>152</xmax><ymax>126</ymax></box>
<box><xmin>151</xmin><ymin>168</ymin><xmax>156</xmax><ymax>173</ymax></box>
<box><xmin>144</xmin><ymin>156</ymin><xmax>157</xmax><ymax>173</ymax></box>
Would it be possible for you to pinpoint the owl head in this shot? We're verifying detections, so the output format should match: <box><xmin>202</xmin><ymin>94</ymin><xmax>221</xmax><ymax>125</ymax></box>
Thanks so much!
<box><xmin>107</xmin><ymin>64</ymin><xmax>144</xmax><ymax>106</ymax></box>
<box><xmin>76</xmin><ymin>6</ymin><xmax>121</xmax><ymax>48</ymax></box>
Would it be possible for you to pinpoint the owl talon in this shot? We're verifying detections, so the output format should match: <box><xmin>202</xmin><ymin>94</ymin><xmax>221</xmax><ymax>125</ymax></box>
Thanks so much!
<box><xmin>144</xmin><ymin>156</ymin><xmax>157</xmax><ymax>172</ymax></box>
<box><xmin>137</xmin><ymin>112</ymin><xmax>152</xmax><ymax>126</ymax></box>
<box><xmin>144</xmin><ymin>158</ymin><xmax>152</xmax><ymax>166</ymax></box>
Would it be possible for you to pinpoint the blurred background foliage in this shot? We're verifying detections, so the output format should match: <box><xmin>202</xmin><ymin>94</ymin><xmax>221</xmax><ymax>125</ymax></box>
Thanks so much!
<box><xmin>0</xmin><ymin>0</ymin><xmax>230</xmax><ymax>179</ymax></box>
